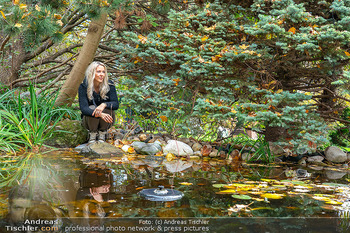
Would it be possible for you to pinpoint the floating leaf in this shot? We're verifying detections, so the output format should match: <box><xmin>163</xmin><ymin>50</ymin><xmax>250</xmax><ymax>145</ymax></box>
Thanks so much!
<box><xmin>212</xmin><ymin>184</ymin><xmax>226</xmax><ymax>188</ymax></box>
<box><xmin>260</xmin><ymin>193</ymin><xmax>285</xmax><ymax>199</ymax></box>
<box><xmin>180</xmin><ymin>182</ymin><xmax>193</xmax><ymax>186</ymax></box>
<box><xmin>217</xmin><ymin>189</ymin><xmax>236</xmax><ymax>194</ymax></box>
<box><xmin>232</xmin><ymin>194</ymin><xmax>252</xmax><ymax>200</ymax></box>
<box><xmin>325</xmin><ymin>200</ymin><xmax>343</xmax><ymax>205</ymax></box>
<box><xmin>281</xmin><ymin>180</ymin><xmax>306</xmax><ymax>185</ymax></box>
<box><xmin>322</xmin><ymin>183</ymin><xmax>348</xmax><ymax>187</ymax></box>
<box><xmin>312</xmin><ymin>196</ymin><xmax>331</xmax><ymax>202</ymax></box>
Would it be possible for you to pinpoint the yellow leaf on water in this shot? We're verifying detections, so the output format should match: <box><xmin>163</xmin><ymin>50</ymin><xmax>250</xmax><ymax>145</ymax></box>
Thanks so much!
<box><xmin>325</xmin><ymin>200</ymin><xmax>343</xmax><ymax>205</ymax></box>
<box><xmin>260</xmin><ymin>193</ymin><xmax>285</xmax><ymax>199</ymax></box>
<box><xmin>312</xmin><ymin>196</ymin><xmax>331</xmax><ymax>202</ymax></box>
<box><xmin>180</xmin><ymin>182</ymin><xmax>193</xmax><ymax>186</ymax></box>
<box><xmin>217</xmin><ymin>189</ymin><xmax>237</xmax><ymax>194</ymax></box>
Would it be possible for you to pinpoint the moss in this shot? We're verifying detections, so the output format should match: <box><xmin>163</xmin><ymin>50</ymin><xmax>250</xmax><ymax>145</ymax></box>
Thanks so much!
<box><xmin>45</xmin><ymin>119</ymin><xmax>88</xmax><ymax>148</ymax></box>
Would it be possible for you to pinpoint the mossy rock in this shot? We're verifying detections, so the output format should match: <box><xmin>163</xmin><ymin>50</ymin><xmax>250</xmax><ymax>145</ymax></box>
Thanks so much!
<box><xmin>45</xmin><ymin>119</ymin><xmax>88</xmax><ymax>148</ymax></box>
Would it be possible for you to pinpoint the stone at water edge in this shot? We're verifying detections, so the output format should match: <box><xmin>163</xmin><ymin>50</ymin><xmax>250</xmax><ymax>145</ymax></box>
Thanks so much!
<box><xmin>307</xmin><ymin>156</ymin><xmax>325</xmax><ymax>164</ymax></box>
<box><xmin>325</xmin><ymin>146</ymin><xmax>347</xmax><ymax>163</ymax></box>
<box><xmin>192</xmin><ymin>142</ymin><xmax>202</xmax><ymax>152</ymax></box>
<box><xmin>131</xmin><ymin>141</ymin><xmax>162</xmax><ymax>155</ymax></box>
<box><xmin>163</xmin><ymin>140</ymin><xmax>194</xmax><ymax>157</ymax></box>
<box><xmin>77</xmin><ymin>142</ymin><xmax>124</xmax><ymax>158</ymax></box>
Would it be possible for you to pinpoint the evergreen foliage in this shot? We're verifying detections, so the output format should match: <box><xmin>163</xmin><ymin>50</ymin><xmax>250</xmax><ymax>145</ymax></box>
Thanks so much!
<box><xmin>115</xmin><ymin>0</ymin><xmax>350</xmax><ymax>152</ymax></box>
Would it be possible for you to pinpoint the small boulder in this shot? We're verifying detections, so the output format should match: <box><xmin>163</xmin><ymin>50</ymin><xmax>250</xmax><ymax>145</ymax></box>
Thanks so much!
<box><xmin>163</xmin><ymin>140</ymin><xmax>194</xmax><ymax>157</ymax></box>
<box><xmin>325</xmin><ymin>146</ymin><xmax>347</xmax><ymax>163</ymax></box>
<box><xmin>192</xmin><ymin>143</ymin><xmax>202</xmax><ymax>152</ymax></box>
<box><xmin>131</xmin><ymin>141</ymin><xmax>162</xmax><ymax>155</ymax></box>
<box><xmin>209</xmin><ymin>149</ymin><xmax>219</xmax><ymax>158</ymax></box>
<box><xmin>307</xmin><ymin>156</ymin><xmax>324</xmax><ymax>164</ymax></box>
<box><xmin>78</xmin><ymin>142</ymin><xmax>123</xmax><ymax>158</ymax></box>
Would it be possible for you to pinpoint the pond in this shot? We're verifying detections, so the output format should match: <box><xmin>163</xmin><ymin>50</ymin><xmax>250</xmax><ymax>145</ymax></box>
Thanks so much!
<box><xmin>0</xmin><ymin>151</ymin><xmax>349</xmax><ymax>233</ymax></box>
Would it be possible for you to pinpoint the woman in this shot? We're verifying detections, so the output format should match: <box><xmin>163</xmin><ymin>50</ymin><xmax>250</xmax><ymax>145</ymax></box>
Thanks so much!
<box><xmin>78</xmin><ymin>61</ymin><xmax>119</xmax><ymax>143</ymax></box>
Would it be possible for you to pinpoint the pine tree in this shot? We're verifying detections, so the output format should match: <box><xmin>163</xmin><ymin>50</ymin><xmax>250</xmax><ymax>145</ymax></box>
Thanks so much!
<box><xmin>115</xmin><ymin>0</ymin><xmax>350</xmax><ymax>152</ymax></box>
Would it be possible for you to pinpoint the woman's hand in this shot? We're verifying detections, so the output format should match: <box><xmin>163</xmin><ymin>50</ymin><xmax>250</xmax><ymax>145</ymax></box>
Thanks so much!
<box><xmin>100</xmin><ymin>113</ymin><xmax>113</xmax><ymax>123</ymax></box>
<box><xmin>92</xmin><ymin>103</ymin><xmax>107</xmax><ymax>117</ymax></box>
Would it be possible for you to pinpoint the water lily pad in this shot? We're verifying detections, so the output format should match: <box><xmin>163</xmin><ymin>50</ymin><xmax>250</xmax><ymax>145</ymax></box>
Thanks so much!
<box><xmin>260</xmin><ymin>193</ymin><xmax>285</xmax><ymax>199</ymax></box>
<box><xmin>281</xmin><ymin>180</ymin><xmax>306</xmax><ymax>185</ymax></box>
<box><xmin>232</xmin><ymin>194</ymin><xmax>252</xmax><ymax>200</ymax></box>
<box><xmin>322</xmin><ymin>183</ymin><xmax>348</xmax><ymax>188</ymax></box>
<box><xmin>212</xmin><ymin>184</ymin><xmax>226</xmax><ymax>188</ymax></box>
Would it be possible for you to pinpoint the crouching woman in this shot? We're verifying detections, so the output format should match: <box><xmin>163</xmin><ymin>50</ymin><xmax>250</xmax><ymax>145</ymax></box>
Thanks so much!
<box><xmin>78</xmin><ymin>61</ymin><xmax>119</xmax><ymax>143</ymax></box>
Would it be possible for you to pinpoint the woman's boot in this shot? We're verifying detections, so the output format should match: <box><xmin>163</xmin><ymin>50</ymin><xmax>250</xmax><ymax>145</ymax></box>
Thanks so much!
<box><xmin>98</xmin><ymin>131</ymin><xmax>107</xmax><ymax>143</ymax></box>
<box><xmin>88</xmin><ymin>131</ymin><xmax>98</xmax><ymax>144</ymax></box>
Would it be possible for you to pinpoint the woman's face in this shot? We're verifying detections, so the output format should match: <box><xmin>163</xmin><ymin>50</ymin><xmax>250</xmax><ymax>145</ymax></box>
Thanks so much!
<box><xmin>94</xmin><ymin>65</ymin><xmax>106</xmax><ymax>84</ymax></box>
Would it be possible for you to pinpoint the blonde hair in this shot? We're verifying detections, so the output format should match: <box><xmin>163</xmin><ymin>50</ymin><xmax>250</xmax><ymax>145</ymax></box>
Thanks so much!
<box><xmin>85</xmin><ymin>61</ymin><xmax>110</xmax><ymax>101</ymax></box>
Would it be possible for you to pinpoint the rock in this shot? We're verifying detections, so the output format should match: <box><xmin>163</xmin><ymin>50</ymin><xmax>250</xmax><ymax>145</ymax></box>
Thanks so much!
<box><xmin>348</xmin><ymin>153</ymin><xmax>350</xmax><ymax>161</ymax></box>
<box><xmin>268</xmin><ymin>142</ymin><xmax>285</xmax><ymax>155</ymax></box>
<box><xmin>307</xmin><ymin>156</ymin><xmax>324</xmax><ymax>164</ymax></box>
<box><xmin>114</xmin><ymin>132</ymin><xmax>124</xmax><ymax>140</ymax></box>
<box><xmin>218</xmin><ymin>151</ymin><xmax>226</xmax><ymax>159</ymax></box>
<box><xmin>241</xmin><ymin>153</ymin><xmax>252</xmax><ymax>161</ymax></box>
<box><xmin>131</xmin><ymin>141</ymin><xmax>162</xmax><ymax>155</ymax></box>
<box><xmin>139</xmin><ymin>134</ymin><xmax>148</xmax><ymax>142</ymax></box>
<box><xmin>201</xmin><ymin>145</ymin><xmax>212</xmax><ymax>157</ymax></box>
<box><xmin>78</xmin><ymin>142</ymin><xmax>123</xmax><ymax>158</ymax></box>
<box><xmin>163</xmin><ymin>140</ymin><xmax>193</xmax><ymax>157</ymax></box>
<box><xmin>178</xmin><ymin>138</ymin><xmax>193</xmax><ymax>147</ymax></box>
<box><xmin>326</xmin><ymin>170</ymin><xmax>347</xmax><ymax>180</ymax></box>
<box><xmin>227</xmin><ymin>149</ymin><xmax>241</xmax><ymax>162</ymax></box>
<box><xmin>192</xmin><ymin>143</ymin><xmax>202</xmax><ymax>152</ymax></box>
<box><xmin>325</xmin><ymin>146</ymin><xmax>347</xmax><ymax>163</ymax></box>
<box><xmin>45</xmin><ymin>119</ymin><xmax>88</xmax><ymax>148</ymax></box>
<box><xmin>209</xmin><ymin>149</ymin><xmax>219</xmax><ymax>158</ymax></box>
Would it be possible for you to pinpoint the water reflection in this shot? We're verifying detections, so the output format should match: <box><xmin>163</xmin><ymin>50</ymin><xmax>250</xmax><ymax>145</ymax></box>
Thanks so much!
<box><xmin>75</xmin><ymin>166</ymin><xmax>112</xmax><ymax>219</ymax></box>
<box><xmin>1</xmin><ymin>152</ymin><xmax>350</xmax><ymax>232</ymax></box>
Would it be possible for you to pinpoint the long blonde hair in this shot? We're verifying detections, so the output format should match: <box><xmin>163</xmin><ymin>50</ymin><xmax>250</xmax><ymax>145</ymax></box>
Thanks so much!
<box><xmin>85</xmin><ymin>61</ymin><xmax>110</xmax><ymax>101</ymax></box>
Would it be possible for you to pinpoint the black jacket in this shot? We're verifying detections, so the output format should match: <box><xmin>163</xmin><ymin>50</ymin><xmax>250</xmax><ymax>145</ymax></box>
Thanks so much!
<box><xmin>78</xmin><ymin>78</ymin><xmax>119</xmax><ymax>117</ymax></box>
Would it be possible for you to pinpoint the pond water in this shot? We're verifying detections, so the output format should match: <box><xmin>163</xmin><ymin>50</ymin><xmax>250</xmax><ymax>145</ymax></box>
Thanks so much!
<box><xmin>0</xmin><ymin>151</ymin><xmax>350</xmax><ymax>232</ymax></box>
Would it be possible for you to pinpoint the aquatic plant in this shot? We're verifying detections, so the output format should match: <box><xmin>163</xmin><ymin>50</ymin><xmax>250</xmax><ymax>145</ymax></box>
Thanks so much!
<box><xmin>0</xmin><ymin>85</ymin><xmax>79</xmax><ymax>152</ymax></box>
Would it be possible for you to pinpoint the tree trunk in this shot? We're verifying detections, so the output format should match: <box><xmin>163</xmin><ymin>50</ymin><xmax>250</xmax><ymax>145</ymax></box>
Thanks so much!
<box><xmin>55</xmin><ymin>13</ymin><xmax>107</xmax><ymax>106</ymax></box>
<box><xmin>0</xmin><ymin>34</ymin><xmax>26</xmax><ymax>86</ymax></box>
